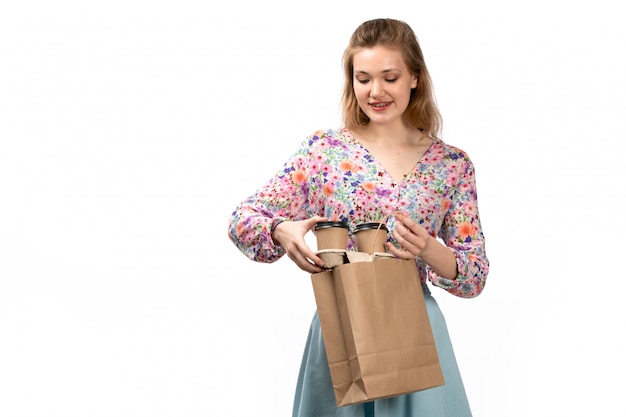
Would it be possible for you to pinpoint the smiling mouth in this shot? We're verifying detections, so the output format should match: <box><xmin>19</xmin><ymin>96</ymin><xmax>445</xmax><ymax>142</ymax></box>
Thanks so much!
<box><xmin>370</xmin><ymin>102</ymin><xmax>391</xmax><ymax>109</ymax></box>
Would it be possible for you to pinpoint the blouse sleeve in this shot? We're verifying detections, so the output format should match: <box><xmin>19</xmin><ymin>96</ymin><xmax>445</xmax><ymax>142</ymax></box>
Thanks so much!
<box><xmin>427</xmin><ymin>155</ymin><xmax>489</xmax><ymax>298</ymax></box>
<box><xmin>227</xmin><ymin>137</ymin><xmax>315</xmax><ymax>263</ymax></box>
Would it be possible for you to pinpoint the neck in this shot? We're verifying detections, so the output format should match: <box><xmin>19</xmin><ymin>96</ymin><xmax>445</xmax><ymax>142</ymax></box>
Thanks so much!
<box><xmin>353</xmin><ymin>123</ymin><xmax>426</xmax><ymax>146</ymax></box>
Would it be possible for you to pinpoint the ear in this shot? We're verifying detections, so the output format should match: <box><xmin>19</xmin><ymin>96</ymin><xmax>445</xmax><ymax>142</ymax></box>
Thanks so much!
<box><xmin>411</xmin><ymin>75</ymin><xmax>418</xmax><ymax>89</ymax></box>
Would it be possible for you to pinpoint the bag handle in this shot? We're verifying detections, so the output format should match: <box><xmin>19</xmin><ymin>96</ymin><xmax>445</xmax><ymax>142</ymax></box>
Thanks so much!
<box><xmin>369</xmin><ymin>213</ymin><xmax>391</xmax><ymax>254</ymax></box>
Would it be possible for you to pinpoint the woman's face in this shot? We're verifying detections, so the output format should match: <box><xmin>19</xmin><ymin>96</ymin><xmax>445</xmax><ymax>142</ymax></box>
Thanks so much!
<box><xmin>352</xmin><ymin>45</ymin><xmax>417</xmax><ymax>126</ymax></box>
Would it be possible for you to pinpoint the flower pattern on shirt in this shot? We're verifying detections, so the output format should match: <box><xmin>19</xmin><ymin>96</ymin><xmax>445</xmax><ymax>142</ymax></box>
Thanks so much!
<box><xmin>228</xmin><ymin>128</ymin><xmax>489</xmax><ymax>298</ymax></box>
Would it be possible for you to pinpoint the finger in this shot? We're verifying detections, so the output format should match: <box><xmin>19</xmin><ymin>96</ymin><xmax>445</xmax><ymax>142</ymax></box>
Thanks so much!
<box><xmin>393</xmin><ymin>210</ymin><xmax>410</xmax><ymax>219</ymax></box>
<box><xmin>303</xmin><ymin>261</ymin><xmax>325</xmax><ymax>274</ymax></box>
<box><xmin>394</xmin><ymin>214</ymin><xmax>424</xmax><ymax>236</ymax></box>
<box><xmin>287</xmin><ymin>241</ymin><xmax>325</xmax><ymax>271</ymax></box>
<box><xmin>393</xmin><ymin>232</ymin><xmax>419</xmax><ymax>256</ymax></box>
<box><xmin>296</xmin><ymin>242</ymin><xmax>325</xmax><ymax>267</ymax></box>
<box><xmin>396</xmin><ymin>216</ymin><xmax>430</xmax><ymax>246</ymax></box>
<box><xmin>393</xmin><ymin>221</ymin><xmax>417</xmax><ymax>245</ymax></box>
<box><xmin>386</xmin><ymin>242</ymin><xmax>415</xmax><ymax>259</ymax></box>
<box><xmin>393</xmin><ymin>222</ymin><xmax>428</xmax><ymax>256</ymax></box>
<box><xmin>288</xmin><ymin>251</ymin><xmax>316</xmax><ymax>273</ymax></box>
<box><xmin>295</xmin><ymin>255</ymin><xmax>325</xmax><ymax>274</ymax></box>
<box><xmin>306</xmin><ymin>216</ymin><xmax>329</xmax><ymax>231</ymax></box>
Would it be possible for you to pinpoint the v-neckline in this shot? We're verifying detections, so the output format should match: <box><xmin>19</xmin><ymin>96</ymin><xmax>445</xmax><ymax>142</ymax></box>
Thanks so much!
<box><xmin>344</xmin><ymin>129</ymin><xmax>436</xmax><ymax>184</ymax></box>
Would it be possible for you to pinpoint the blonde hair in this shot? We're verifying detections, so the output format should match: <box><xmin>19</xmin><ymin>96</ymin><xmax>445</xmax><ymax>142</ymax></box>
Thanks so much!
<box><xmin>341</xmin><ymin>18</ymin><xmax>442</xmax><ymax>138</ymax></box>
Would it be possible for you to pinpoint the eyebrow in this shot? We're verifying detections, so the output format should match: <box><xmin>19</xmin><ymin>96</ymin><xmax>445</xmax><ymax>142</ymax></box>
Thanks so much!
<box><xmin>354</xmin><ymin>68</ymin><xmax>402</xmax><ymax>75</ymax></box>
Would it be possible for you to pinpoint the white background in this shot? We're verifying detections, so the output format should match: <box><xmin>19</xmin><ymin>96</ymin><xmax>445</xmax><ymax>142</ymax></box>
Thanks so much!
<box><xmin>1</xmin><ymin>1</ymin><xmax>625</xmax><ymax>416</ymax></box>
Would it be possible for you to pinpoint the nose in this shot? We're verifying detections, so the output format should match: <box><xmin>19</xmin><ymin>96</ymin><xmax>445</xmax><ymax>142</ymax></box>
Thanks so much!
<box><xmin>370</xmin><ymin>79</ymin><xmax>384</xmax><ymax>99</ymax></box>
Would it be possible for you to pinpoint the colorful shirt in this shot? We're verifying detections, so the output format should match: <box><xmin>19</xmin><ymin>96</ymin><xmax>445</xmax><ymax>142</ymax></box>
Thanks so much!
<box><xmin>228</xmin><ymin>128</ymin><xmax>489</xmax><ymax>298</ymax></box>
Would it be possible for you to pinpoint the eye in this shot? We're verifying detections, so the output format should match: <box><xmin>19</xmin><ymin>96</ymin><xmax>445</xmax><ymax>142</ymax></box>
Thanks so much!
<box><xmin>356</xmin><ymin>79</ymin><xmax>370</xmax><ymax>84</ymax></box>
<box><xmin>385</xmin><ymin>78</ymin><xmax>398</xmax><ymax>83</ymax></box>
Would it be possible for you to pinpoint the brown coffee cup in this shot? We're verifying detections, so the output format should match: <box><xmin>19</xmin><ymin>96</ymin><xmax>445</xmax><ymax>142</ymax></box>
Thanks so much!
<box><xmin>355</xmin><ymin>222</ymin><xmax>388</xmax><ymax>254</ymax></box>
<box><xmin>315</xmin><ymin>221</ymin><xmax>349</xmax><ymax>251</ymax></box>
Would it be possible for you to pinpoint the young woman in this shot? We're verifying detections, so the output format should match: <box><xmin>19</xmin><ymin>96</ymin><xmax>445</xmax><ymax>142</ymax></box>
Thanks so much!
<box><xmin>228</xmin><ymin>18</ymin><xmax>489</xmax><ymax>417</ymax></box>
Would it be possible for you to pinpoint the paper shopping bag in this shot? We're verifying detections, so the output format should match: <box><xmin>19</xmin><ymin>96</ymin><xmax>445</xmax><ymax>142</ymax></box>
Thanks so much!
<box><xmin>311</xmin><ymin>258</ymin><xmax>445</xmax><ymax>407</ymax></box>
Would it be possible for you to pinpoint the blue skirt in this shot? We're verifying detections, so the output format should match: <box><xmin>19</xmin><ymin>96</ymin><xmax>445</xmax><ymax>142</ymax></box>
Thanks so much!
<box><xmin>292</xmin><ymin>284</ymin><xmax>472</xmax><ymax>417</ymax></box>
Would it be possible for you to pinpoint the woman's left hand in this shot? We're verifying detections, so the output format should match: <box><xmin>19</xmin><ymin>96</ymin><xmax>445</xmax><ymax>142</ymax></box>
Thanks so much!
<box><xmin>387</xmin><ymin>212</ymin><xmax>432</xmax><ymax>259</ymax></box>
<box><xmin>387</xmin><ymin>211</ymin><xmax>458</xmax><ymax>280</ymax></box>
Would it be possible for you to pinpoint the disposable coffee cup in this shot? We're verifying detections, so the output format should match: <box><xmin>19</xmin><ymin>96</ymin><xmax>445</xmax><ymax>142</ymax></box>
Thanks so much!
<box><xmin>314</xmin><ymin>221</ymin><xmax>349</xmax><ymax>251</ymax></box>
<box><xmin>355</xmin><ymin>222</ymin><xmax>388</xmax><ymax>254</ymax></box>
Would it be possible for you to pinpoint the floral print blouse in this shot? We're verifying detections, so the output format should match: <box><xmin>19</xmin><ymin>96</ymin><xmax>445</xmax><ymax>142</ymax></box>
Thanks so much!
<box><xmin>228</xmin><ymin>128</ymin><xmax>489</xmax><ymax>298</ymax></box>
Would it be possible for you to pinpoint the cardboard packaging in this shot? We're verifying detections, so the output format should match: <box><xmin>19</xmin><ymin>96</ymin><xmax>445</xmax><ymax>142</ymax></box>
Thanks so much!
<box><xmin>311</xmin><ymin>256</ymin><xmax>445</xmax><ymax>406</ymax></box>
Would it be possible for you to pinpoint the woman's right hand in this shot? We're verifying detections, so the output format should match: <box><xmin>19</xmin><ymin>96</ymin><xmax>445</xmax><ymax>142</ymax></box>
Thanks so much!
<box><xmin>271</xmin><ymin>216</ymin><xmax>328</xmax><ymax>274</ymax></box>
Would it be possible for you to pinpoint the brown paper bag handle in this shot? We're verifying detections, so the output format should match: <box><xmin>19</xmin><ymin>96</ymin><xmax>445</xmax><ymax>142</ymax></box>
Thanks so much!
<box><xmin>369</xmin><ymin>213</ymin><xmax>391</xmax><ymax>254</ymax></box>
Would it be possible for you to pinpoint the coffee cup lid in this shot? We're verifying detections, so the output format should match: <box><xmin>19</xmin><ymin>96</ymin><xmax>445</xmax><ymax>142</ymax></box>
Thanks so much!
<box><xmin>315</xmin><ymin>221</ymin><xmax>349</xmax><ymax>231</ymax></box>
<box><xmin>355</xmin><ymin>222</ymin><xmax>388</xmax><ymax>232</ymax></box>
